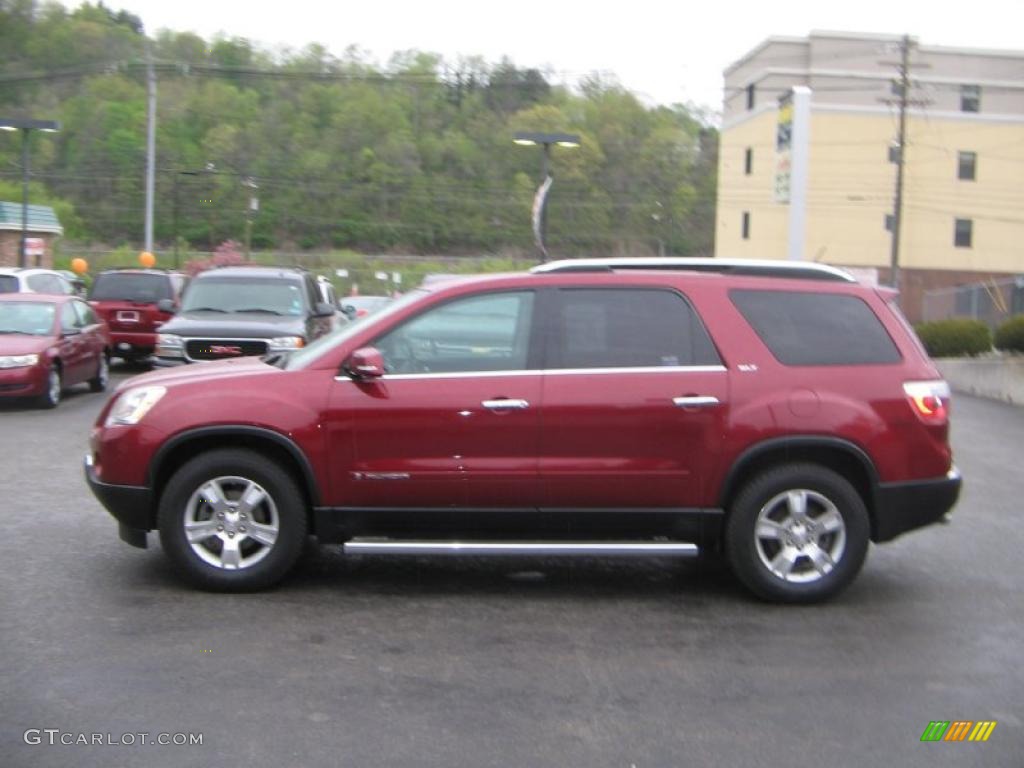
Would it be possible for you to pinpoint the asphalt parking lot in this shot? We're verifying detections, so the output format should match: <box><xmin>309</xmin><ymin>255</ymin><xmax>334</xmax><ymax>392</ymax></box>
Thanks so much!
<box><xmin>1</xmin><ymin>364</ymin><xmax>1020</xmax><ymax>768</ymax></box>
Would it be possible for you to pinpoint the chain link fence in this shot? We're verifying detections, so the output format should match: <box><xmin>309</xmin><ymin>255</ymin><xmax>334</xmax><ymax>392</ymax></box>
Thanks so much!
<box><xmin>922</xmin><ymin>277</ymin><xmax>1024</xmax><ymax>329</ymax></box>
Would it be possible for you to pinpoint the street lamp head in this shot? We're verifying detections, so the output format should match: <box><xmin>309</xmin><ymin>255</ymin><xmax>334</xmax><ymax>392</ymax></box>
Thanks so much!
<box><xmin>513</xmin><ymin>131</ymin><xmax>581</xmax><ymax>148</ymax></box>
<box><xmin>0</xmin><ymin>118</ymin><xmax>61</xmax><ymax>132</ymax></box>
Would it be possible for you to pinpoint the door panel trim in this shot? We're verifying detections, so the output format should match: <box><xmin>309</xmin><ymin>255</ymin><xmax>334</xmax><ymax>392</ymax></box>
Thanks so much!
<box><xmin>334</xmin><ymin>365</ymin><xmax>726</xmax><ymax>382</ymax></box>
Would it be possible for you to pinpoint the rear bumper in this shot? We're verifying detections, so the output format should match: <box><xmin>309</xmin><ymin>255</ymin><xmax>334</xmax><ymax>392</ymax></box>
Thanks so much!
<box><xmin>873</xmin><ymin>467</ymin><xmax>962</xmax><ymax>542</ymax></box>
<box><xmin>109</xmin><ymin>331</ymin><xmax>157</xmax><ymax>357</ymax></box>
<box><xmin>84</xmin><ymin>454</ymin><xmax>152</xmax><ymax>548</ymax></box>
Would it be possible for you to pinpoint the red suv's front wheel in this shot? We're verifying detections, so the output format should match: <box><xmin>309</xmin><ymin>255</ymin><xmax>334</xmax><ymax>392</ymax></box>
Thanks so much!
<box><xmin>157</xmin><ymin>449</ymin><xmax>308</xmax><ymax>591</ymax></box>
<box><xmin>725</xmin><ymin>464</ymin><xmax>870</xmax><ymax>603</ymax></box>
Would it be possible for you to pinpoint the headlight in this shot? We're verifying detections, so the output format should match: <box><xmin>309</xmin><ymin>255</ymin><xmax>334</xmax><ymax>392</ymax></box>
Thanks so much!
<box><xmin>0</xmin><ymin>354</ymin><xmax>39</xmax><ymax>369</ymax></box>
<box><xmin>269</xmin><ymin>336</ymin><xmax>304</xmax><ymax>351</ymax></box>
<box><xmin>156</xmin><ymin>334</ymin><xmax>184</xmax><ymax>358</ymax></box>
<box><xmin>105</xmin><ymin>386</ymin><xmax>166</xmax><ymax>426</ymax></box>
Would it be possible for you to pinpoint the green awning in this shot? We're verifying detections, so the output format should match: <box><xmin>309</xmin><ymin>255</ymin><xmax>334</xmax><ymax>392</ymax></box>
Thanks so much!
<box><xmin>0</xmin><ymin>201</ymin><xmax>64</xmax><ymax>235</ymax></box>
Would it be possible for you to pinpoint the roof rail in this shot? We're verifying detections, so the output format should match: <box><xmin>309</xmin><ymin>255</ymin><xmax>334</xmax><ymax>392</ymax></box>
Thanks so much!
<box><xmin>531</xmin><ymin>258</ymin><xmax>857</xmax><ymax>283</ymax></box>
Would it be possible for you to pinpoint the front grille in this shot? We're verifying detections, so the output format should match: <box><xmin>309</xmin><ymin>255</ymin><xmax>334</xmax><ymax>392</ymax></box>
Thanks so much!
<box><xmin>185</xmin><ymin>339</ymin><xmax>268</xmax><ymax>361</ymax></box>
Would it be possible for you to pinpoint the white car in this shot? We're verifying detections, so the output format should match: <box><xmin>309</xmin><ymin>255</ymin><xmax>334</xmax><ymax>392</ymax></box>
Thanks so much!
<box><xmin>0</xmin><ymin>268</ymin><xmax>76</xmax><ymax>296</ymax></box>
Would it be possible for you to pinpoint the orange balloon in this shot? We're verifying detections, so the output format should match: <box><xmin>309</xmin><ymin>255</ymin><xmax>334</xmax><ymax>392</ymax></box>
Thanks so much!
<box><xmin>139</xmin><ymin>251</ymin><xmax>156</xmax><ymax>268</ymax></box>
<box><xmin>71</xmin><ymin>257</ymin><xmax>88</xmax><ymax>275</ymax></box>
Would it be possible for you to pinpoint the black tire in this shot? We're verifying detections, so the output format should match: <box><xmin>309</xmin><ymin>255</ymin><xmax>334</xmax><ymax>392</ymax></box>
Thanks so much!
<box><xmin>157</xmin><ymin>449</ymin><xmax>308</xmax><ymax>591</ymax></box>
<box><xmin>725</xmin><ymin>464</ymin><xmax>869</xmax><ymax>603</ymax></box>
<box><xmin>36</xmin><ymin>365</ymin><xmax>62</xmax><ymax>409</ymax></box>
<box><xmin>88</xmin><ymin>351</ymin><xmax>110</xmax><ymax>393</ymax></box>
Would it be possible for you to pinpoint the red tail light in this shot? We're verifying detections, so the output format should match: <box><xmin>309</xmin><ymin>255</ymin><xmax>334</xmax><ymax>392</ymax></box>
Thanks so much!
<box><xmin>903</xmin><ymin>380</ymin><xmax>951</xmax><ymax>424</ymax></box>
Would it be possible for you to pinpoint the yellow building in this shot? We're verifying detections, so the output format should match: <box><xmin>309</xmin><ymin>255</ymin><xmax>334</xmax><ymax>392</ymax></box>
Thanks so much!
<box><xmin>716</xmin><ymin>31</ymin><xmax>1024</xmax><ymax>321</ymax></box>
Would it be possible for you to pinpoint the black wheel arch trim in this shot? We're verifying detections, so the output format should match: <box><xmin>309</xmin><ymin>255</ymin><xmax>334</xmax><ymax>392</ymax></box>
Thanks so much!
<box><xmin>148</xmin><ymin>425</ymin><xmax>322</xmax><ymax>506</ymax></box>
<box><xmin>720</xmin><ymin>436</ymin><xmax>880</xmax><ymax>508</ymax></box>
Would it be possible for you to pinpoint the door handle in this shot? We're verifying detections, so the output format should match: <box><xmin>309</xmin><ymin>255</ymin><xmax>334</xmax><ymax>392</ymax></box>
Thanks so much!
<box><xmin>672</xmin><ymin>396</ymin><xmax>720</xmax><ymax>408</ymax></box>
<box><xmin>481</xmin><ymin>399</ymin><xmax>530</xmax><ymax>410</ymax></box>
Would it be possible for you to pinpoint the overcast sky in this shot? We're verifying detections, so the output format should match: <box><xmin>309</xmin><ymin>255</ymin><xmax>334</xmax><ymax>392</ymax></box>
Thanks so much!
<box><xmin>114</xmin><ymin>0</ymin><xmax>1023</xmax><ymax>112</ymax></box>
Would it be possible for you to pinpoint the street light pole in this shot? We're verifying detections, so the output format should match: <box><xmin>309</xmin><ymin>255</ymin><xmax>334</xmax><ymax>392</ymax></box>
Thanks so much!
<box><xmin>0</xmin><ymin>118</ymin><xmax>60</xmax><ymax>268</ymax></box>
<box><xmin>513</xmin><ymin>131</ymin><xmax>580</xmax><ymax>263</ymax></box>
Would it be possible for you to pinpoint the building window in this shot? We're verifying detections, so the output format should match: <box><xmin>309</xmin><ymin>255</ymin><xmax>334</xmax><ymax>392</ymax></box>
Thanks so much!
<box><xmin>958</xmin><ymin>151</ymin><xmax>977</xmax><ymax>181</ymax></box>
<box><xmin>742</xmin><ymin>211</ymin><xmax>751</xmax><ymax>240</ymax></box>
<box><xmin>954</xmin><ymin>218</ymin><xmax>973</xmax><ymax>248</ymax></box>
<box><xmin>746</xmin><ymin>84</ymin><xmax>755</xmax><ymax>110</ymax></box>
<box><xmin>744</xmin><ymin>148</ymin><xmax>753</xmax><ymax>175</ymax></box>
<box><xmin>961</xmin><ymin>84</ymin><xmax>980</xmax><ymax>113</ymax></box>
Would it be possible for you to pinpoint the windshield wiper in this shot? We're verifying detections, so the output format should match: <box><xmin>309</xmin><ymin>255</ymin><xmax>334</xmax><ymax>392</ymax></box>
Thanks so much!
<box><xmin>235</xmin><ymin>308</ymin><xmax>285</xmax><ymax>315</ymax></box>
<box><xmin>0</xmin><ymin>329</ymin><xmax>34</xmax><ymax>335</ymax></box>
<box><xmin>185</xmin><ymin>307</ymin><xmax>228</xmax><ymax>313</ymax></box>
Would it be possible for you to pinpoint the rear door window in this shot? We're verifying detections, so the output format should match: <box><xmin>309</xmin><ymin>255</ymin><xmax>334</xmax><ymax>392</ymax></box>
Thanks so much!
<box><xmin>552</xmin><ymin>288</ymin><xmax>721</xmax><ymax>369</ymax></box>
<box><xmin>730</xmin><ymin>289</ymin><xmax>901</xmax><ymax>365</ymax></box>
<box><xmin>0</xmin><ymin>275</ymin><xmax>17</xmax><ymax>293</ymax></box>
<box><xmin>27</xmin><ymin>273</ymin><xmax>66</xmax><ymax>294</ymax></box>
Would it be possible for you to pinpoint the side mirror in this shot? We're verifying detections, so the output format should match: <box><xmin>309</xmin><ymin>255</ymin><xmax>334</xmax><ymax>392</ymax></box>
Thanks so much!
<box><xmin>314</xmin><ymin>301</ymin><xmax>335</xmax><ymax>318</ymax></box>
<box><xmin>157</xmin><ymin>298</ymin><xmax>176</xmax><ymax>314</ymax></box>
<box><xmin>346</xmin><ymin>347</ymin><xmax>385</xmax><ymax>379</ymax></box>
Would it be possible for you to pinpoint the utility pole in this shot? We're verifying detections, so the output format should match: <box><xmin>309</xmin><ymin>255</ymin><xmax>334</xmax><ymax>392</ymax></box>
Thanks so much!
<box><xmin>144</xmin><ymin>45</ymin><xmax>157</xmax><ymax>254</ymax></box>
<box><xmin>881</xmin><ymin>35</ymin><xmax>929</xmax><ymax>293</ymax></box>
<box><xmin>889</xmin><ymin>35</ymin><xmax>911</xmax><ymax>292</ymax></box>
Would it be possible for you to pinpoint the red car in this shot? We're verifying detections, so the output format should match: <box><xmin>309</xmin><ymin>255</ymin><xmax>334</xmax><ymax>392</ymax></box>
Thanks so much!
<box><xmin>88</xmin><ymin>269</ymin><xmax>186</xmax><ymax>363</ymax></box>
<box><xmin>85</xmin><ymin>258</ymin><xmax>961</xmax><ymax>602</ymax></box>
<box><xmin>0</xmin><ymin>293</ymin><xmax>111</xmax><ymax>408</ymax></box>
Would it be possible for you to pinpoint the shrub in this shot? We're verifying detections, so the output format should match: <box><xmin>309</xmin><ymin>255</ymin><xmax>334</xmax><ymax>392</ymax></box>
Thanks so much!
<box><xmin>994</xmin><ymin>315</ymin><xmax>1024</xmax><ymax>353</ymax></box>
<box><xmin>914</xmin><ymin>318</ymin><xmax>992</xmax><ymax>358</ymax></box>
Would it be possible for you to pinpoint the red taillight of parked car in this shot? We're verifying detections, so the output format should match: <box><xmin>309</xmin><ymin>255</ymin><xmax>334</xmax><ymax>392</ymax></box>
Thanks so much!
<box><xmin>903</xmin><ymin>380</ymin><xmax>951</xmax><ymax>424</ymax></box>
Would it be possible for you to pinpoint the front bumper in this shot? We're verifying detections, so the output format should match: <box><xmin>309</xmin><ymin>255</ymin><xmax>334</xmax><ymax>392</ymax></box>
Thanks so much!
<box><xmin>873</xmin><ymin>466</ymin><xmax>962</xmax><ymax>542</ymax></box>
<box><xmin>84</xmin><ymin>454</ymin><xmax>152</xmax><ymax>548</ymax></box>
<box><xmin>0</xmin><ymin>363</ymin><xmax>47</xmax><ymax>398</ymax></box>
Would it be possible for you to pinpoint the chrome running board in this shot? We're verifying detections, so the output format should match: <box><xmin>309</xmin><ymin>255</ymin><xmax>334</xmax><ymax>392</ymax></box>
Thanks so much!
<box><xmin>343</xmin><ymin>540</ymin><xmax>699</xmax><ymax>557</ymax></box>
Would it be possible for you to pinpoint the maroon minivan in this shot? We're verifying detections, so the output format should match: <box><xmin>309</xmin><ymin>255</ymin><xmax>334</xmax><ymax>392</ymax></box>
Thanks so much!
<box><xmin>85</xmin><ymin>258</ymin><xmax>961</xmax><ymax>602</ymax></box>
<box><xmin>88</xmin><ymin>269</ymin><xmax>186</xmax><ymax>363</ymax></box>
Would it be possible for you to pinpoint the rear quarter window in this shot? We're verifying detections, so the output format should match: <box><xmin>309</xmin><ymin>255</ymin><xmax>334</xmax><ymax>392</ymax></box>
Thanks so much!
<box><xmin>0</xmin><ymin>276</ymin><xmax>17</xmax><ymax>293</ymax></box>
<box><xmin>730</xmin><ymin>289</ymin><xmax>901</xmax><ymax>366</ymax></box>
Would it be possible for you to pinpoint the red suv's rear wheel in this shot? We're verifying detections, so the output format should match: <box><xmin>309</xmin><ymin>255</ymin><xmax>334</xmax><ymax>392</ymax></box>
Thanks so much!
<box><xmin>725</xmin><ymin>464</ymin><xmax>869</xmax><ymax>603</ymax></box>
<box><xmin>157</xmin><ymin>449</ymin><xmax>307</xmax><ymax>591</ymax></box>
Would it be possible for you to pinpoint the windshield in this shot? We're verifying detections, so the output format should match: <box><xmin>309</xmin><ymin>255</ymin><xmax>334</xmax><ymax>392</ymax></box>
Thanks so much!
<box><xmin>0</xmin><ymin>276</ymin><xmax>18</xmax><ymax>294</ymax></box>
<box><xmin>182</xmin><ymin>277</ymin><xmax>308</xmax><ymax>316</ymax></box>
<box><xmin>89</xmin><ymin>273</ymin><xmax>172</xmax><ymax>302</ymax></box>
<box><xmin>0</xmin><ymin>302</ymin><xmax>56</xmax><ymax>335</ymax></box>
<box><xmin>285</xmin><ymin>289</ymin><xmax>426</xmax><ymax>370</ymax></box>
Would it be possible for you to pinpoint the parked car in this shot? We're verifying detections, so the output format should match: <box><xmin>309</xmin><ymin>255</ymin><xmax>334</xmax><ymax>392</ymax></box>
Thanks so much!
<box><xmin>86</xmin><ymin>258</ymin><xmax>961</xmax><ymax>601</ymax></box>
<box><xmin>153</xmin><ymin>266</ymin><xmax>337</xmax><ymax>365</ymax></box>
<box><xmin>1</xmin><ymin>293</ymin><xmax>110</xmax><ymax>407</ymax></box>
<box><xmin>87</xmin><ymin>269</ymin><xmax>187</xmax><ymax>363</ymax></box>
<box><xmin>0</xmin><ymin>267</ymin><xmax>76</xmax><ymax>296</ymax></box>
<box><xmin>339</xmin><ymin>295</ymin><xmax>391</xmax><ymax>321</ymax></box>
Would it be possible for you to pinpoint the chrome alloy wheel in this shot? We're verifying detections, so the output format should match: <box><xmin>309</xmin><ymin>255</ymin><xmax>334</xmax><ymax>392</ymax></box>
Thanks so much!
<box><xmin>753</xmin><ymin>489</ymin><xmax>847</xmax><ymax>584</ymax></box>
<box><xmin>183</xmin><ymin>476</ymin><xmax>280</xmax><ymax>570</ymax></box>
<box><xmin>48</xmin><ymin>369</ymin><xmax>61</xmax><ymax>404</ymax></box>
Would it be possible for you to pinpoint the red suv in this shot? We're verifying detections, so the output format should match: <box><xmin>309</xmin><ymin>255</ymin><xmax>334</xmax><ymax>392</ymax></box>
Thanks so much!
<box><xmin>88</xmin><ymin>269</ymin><xmax>186</xmax><ymax>363</ymax></box>
<box><xmin>85</xmin><ymin>259</ymin><xmax>961</xmax><ymax>602</ymax></box>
